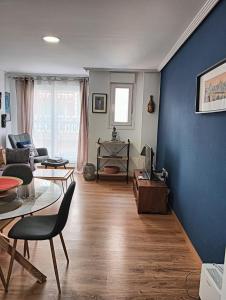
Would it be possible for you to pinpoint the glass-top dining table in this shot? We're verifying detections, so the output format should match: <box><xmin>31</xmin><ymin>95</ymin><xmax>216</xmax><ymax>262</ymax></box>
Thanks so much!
<box><xmin>0</xmin><ymin>178</ymin><xmax>62</xmax><ymax>285</ymax></box>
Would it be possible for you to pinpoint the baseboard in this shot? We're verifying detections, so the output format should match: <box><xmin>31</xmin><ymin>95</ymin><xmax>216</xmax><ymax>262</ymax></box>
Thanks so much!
<box><xmin>172</xmin><ymin>210</ymin><xmax>202</xmax><ymax>268</ymax></box>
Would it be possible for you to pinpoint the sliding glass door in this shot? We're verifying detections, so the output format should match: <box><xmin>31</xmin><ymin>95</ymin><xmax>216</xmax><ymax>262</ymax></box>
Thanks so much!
<box><xmin>33</xmin><ymin>80</ymin><xmax>80</xmax><ymax>163</ymax></box>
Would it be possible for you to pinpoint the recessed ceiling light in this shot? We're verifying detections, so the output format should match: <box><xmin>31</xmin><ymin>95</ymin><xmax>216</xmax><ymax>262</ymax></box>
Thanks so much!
<box><xmin>43</xmin><ymin>36</ymin><xmax>60</xmax><ymax>43</ymax></box>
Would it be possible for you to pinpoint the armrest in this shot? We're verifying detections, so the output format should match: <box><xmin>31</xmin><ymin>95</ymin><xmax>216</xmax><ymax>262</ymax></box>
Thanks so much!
<box><xmin>36</xmin><ymin>148</ymin><xmax>48</xmax><ymax>156</ymax></box>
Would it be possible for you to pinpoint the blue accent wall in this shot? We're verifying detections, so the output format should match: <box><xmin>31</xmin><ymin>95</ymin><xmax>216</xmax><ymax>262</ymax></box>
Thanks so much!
<box><xmin>157</xmin><ymin>0</ymin><xmax>226</xmax><ymax>263</ymax></box>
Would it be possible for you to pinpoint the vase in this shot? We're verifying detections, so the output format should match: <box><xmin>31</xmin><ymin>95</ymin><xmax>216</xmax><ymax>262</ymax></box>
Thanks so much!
<box><xmin>83</xmin><ymin>163</ymin><xmax>96</xmax><ymax>181</ymax></box>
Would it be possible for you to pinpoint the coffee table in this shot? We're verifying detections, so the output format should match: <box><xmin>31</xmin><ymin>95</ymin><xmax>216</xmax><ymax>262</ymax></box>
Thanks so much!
<box><xmin>41</xmin><ymin>159</ymin><xmax>69</xmax><ymax>169</ymax></box>
<box><xmin>33</xmin><ymin>169</ymin><xmax>74</xmax><ymax>194</ymax></box>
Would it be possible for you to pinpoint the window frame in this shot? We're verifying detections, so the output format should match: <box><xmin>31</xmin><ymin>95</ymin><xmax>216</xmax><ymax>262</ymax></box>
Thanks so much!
<box><xmin>110</xmin><ymin>83</ymin><xmax>134</xmax><ymax>127</ymax></box>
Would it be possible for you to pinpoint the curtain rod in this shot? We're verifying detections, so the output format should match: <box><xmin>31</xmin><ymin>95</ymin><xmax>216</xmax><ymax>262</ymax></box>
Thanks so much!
<box><xmin>7</xmin><ymin>73</ymin><xmax>89</xmax><ymax>81</ymax></box>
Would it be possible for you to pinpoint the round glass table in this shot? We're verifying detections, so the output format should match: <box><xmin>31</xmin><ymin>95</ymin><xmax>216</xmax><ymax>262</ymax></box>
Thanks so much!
<box><xmin>0</xmin><ymin>179</ymin><xmax>62</xmax><ymax>285</ymax></box>
<box><xmin>0</xmin><ymin>178</ymin><xmax>62</xmax><ymax>220</ymax></box>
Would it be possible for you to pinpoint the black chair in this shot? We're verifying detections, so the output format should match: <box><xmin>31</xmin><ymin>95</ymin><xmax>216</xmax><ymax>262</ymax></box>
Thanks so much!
<box><xmin>2</xmin><ymin>164</ymin><xmax>33</xmax><ymax>257</ymax></box>
<box><xmin>6</xmin><ymin>181</ymin><xmax>76</xmax><ymax>294</ymax></box>
<box><xmin>2</xmin><ymin>164</ymin><xmax>33</xmax><ymax>185</ymax></box>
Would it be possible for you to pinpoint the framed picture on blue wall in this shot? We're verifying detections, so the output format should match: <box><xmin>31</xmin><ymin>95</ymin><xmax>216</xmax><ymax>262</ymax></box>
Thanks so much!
<box><xmin>196</xmin><ymin>58</ymin><xmax>226</xmax><ymax>113</ymax></box>
<box><xmin>5</xmin><ymin>92</ymin><xmax>11</xmax><ymax>121</ymax></box>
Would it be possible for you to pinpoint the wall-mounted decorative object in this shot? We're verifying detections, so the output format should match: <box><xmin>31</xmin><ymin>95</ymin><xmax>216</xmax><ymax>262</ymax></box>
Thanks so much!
<box><xmin>147</xmin><ymin>95</ymin><xmax>155</xmax><ymax>113</ymax></box>
<box><xmin>92</xmin><ymin>93</ymin><xmax>107</xmax><ymax>113</ymax></box>
<box><xmin>5</xmin><ymin>92</ymin><xmax>11</xmax><ymax>121</ymax></box>
<box><xmin>196</xmin><ymin>58</ymin><xmax>226</xmax><ymax>113</ymax></box>
<box><xmin>1</xmin><ymin>114</ymin><xmax>7</xmax><ymax>128</ymax></box>
<box><xmin>0</xmin><ymin>92</ymin><xmax>2</xmax><ymax>110</ymax></box>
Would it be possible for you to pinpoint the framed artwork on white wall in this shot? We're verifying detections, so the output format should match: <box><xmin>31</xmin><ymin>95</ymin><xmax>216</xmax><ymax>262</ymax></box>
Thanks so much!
<box><xmin>92</xmin><ymin>93</ymin><xmax>107</xmax><ymax>113</ymax></box>
<box><xmin>196</xmin><ymin>58</ymin><xmax>226</xmax><ymax>113</ymax></box>
<box><xmin>5</xmin><ymin>92</ymin><xmax>11</xmax><ymax>121</ymax></box>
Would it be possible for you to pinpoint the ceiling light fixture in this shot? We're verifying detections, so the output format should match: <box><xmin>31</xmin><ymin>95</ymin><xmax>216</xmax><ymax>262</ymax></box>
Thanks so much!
<box><xmin>43</xmin><ymin>36</ymin><xmax>60</xmax><ymax>43</ymax></box>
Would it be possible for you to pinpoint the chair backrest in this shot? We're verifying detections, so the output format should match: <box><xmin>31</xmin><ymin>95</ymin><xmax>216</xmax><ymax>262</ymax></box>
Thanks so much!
<box><xmin>2</xmin><ymin>164</ymin><xmax>33</xmax><ymax>185</ymax></box>
<box><xmin>51</xmin><ymin>181</ymin><xmax>76</xmax><ymax>237</ymax></box>
<box><xmin>8</xmin><ymin>133</ymin><xmax>32</xmax><ymax>149</ymax></box>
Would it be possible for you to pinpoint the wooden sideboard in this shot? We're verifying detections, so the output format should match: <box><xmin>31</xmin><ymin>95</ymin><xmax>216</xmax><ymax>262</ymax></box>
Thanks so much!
<box><xmin>133</xmin><ymin>169</ymin><xmax>169</xmax><ymax>214</ymax></box>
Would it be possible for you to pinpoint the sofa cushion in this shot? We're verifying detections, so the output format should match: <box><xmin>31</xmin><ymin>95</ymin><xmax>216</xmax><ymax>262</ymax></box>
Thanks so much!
<box><xmin>6</xmin><ymin>148</ymin><xmax>30</xmax><ymax>164</ymax></box>
<box><xmin>17</xmin><ymin>141</ymin><xmax>39</xmax><ymax>157</ymax></box>
<box><xmin>16</xmin><ymin>141</ymin><xmax>31</xmax><ymax>148</ymax></box>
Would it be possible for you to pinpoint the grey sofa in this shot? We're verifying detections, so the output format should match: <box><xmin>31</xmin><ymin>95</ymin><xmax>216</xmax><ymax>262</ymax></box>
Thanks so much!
<box><xmin>8</xmin><ymin>133</ymin><xmax>49</xmax><ymax>163</ymax></box>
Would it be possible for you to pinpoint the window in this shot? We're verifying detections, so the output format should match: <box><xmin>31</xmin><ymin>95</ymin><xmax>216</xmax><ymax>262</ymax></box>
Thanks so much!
<box><xmin>33</xmin><ymin>80</ymin><xmax>80</xmax><ymax>163</ymax></box>
<box><xmin>110</xmin><ymin>83</ymin><xmax>133</xmax><ymax>127</ymax></box>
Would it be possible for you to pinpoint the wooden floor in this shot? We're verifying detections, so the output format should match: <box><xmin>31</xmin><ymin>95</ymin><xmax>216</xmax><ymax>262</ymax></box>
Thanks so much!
<box><xmin>0</xmin><ymin>175</ymin><xmax>200</xmax><ymax>299</ymax></box>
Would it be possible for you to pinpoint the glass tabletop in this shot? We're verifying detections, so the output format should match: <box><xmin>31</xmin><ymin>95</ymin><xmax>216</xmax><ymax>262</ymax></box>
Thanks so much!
<box><xmin>33</xmin><ymin>168</ymin><xmax>73</xmax><ymax>180</ymax></box>
<box><xmin>0</xmin><ymin>178</ymin><xmax>62</xmax><ymax>221</ymax></box>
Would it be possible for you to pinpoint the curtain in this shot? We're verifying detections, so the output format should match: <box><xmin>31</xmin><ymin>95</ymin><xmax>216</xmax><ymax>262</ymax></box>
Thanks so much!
<box><xmin>76</xmin><ymin>79</ymin><xmax>88</xmax><ymax>173</ymax></box>
<box><xmin>16</xmin><ymin>78</ymin><xmax>34</xmax><ymax>135</ymax></box>
<box><xmin>32</xmin><ymin>80</ymin><xmax>81</xmax><ymax>162</ymax></box>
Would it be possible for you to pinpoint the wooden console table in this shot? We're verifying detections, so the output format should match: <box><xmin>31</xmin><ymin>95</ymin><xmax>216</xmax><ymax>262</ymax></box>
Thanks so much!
<box><xmin>133</xmin><ymin>169</ymin><xmax>168</xmax><ymax>214</ymax></box>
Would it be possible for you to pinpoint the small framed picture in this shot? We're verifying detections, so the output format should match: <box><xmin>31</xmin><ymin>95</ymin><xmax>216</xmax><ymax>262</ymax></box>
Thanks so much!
<box><xmin>196</xmin><ymin>58</ymin><xmax>226</xmax><ymax>113</ymax></box>
<box><xmin>5</xmin><ymin>92</ymin><xmax>11</xmax><ymax>121</ymax></box>
<box><xmin>92</xmin><ymin>93</ymin><xmax>107</xmax><ymax>113</ymax></box>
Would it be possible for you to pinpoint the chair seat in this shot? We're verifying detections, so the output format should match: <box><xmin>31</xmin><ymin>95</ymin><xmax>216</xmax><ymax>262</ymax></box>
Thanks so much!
<box><xmin>8</xmin><ymin>215</ymin><xmax>57</xmax><ymax>240</ymax></box>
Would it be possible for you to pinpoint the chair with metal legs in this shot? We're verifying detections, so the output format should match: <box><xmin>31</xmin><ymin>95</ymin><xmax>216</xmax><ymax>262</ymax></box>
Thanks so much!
<box><xmin>6</xmin><ymin>181</ymin><xmax>75</xmax><ymax>294</ymax></box>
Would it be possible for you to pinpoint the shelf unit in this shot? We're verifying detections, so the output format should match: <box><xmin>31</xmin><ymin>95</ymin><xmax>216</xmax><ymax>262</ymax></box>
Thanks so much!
<box><xmin>96</xmin><ymin>138</ymin><xmax>130</xmax><ymax>183</ymax></box>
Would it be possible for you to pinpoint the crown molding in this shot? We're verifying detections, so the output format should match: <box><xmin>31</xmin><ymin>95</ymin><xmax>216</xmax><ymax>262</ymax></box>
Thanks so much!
<box><xmin>158</xmin><ymin>0</ymin><xmax>220</xmax><ymax>71</ymax></box>
<box><xmin>84</xmin><ymin>67</ymin><xmax>159</xmax><ymax>73</ymax></box>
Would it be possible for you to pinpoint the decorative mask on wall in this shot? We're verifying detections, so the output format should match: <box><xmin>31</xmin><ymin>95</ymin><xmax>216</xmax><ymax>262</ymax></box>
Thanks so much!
<box><xmin>147</xmin><ymin>95</ymin><xmax>155</xmax><ymax>113</ymax></box>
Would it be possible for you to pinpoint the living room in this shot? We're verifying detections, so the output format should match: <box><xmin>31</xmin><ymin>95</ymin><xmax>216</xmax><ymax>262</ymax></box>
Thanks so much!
<box><xmin>0</xmin><ymin>0</ymin><xmax>226</xmax><ymax>299</ymax></box>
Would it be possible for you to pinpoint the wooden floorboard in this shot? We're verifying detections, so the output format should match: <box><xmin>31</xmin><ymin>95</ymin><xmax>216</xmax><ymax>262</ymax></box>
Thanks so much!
<box><xmin>0</xmin><ymin>175</ymin><xmax>200</xmax><ymax>299</ymax></box>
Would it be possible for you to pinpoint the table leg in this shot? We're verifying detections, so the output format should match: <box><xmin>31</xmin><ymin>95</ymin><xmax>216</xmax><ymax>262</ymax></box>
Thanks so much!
<box><xmin>70</xmin><ymin>171</ymin><xmax>75</xmax><ymax>183</ymax></box>
<box><xmin>70</xmin><ymin>172</ymin><xmax>75</xmax><ymax>182</ymax></box>
<box><xmin>0</xmin><ymin>233</ymin><xmax>10</xmax><ymax>243</ymax></box>
<box><xmin>0</xmin><ymin>267</ymin><xmax>6</xmax><ymax>290</ymax></box>
<box><xmin>61</xmin><ymin>181</ymin><xmax>65</xmax><ymax>194</ymax></box>
<box><xmin>0</xmin><ymin>235</ymin><xmax>47</xmax><ymax>284</ymax></box>
<box><xmin>0</xmin><ymin>219</ymin><xmax>12</xmax><ymax>232</ymax></box>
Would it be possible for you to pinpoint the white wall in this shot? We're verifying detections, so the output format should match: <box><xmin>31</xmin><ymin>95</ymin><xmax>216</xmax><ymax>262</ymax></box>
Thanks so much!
<box><xmin>0</xmin><ymin>72</ymin><xmax>14</xmax><ymax>148</ymax></box>
<box><xmin>141</xmin><ymin>72</ymin><xmax>161</xmax><ymax>160</ymax></box>
<box><xmin>4</xmin><ymin>75</ymin><xmax>17</xmax><ymax>147</ymax></box>
<box><xmin>88</xmin><ymin>70</ymin><xmax>160</xmax><ymax>174</ymax></box>
<box><xmin>0</xmin><ymin>70</ymin><xmax>6</xmax><ymax>147</ymax></box>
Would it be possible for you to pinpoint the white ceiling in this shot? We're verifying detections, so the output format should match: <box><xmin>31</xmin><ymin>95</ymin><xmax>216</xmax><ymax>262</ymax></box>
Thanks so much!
<box><xmin>0</xmin><ymin>0</ymin><xmax>208</xmax><ymax>75</ymax></box>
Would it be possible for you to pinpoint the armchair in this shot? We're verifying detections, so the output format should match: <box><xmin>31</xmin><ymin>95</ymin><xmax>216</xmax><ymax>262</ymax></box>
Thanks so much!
<box><xmin>8</xmin><ymin>133</ymin><xmax>49</xmax><ymax>163</ymax></box>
